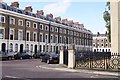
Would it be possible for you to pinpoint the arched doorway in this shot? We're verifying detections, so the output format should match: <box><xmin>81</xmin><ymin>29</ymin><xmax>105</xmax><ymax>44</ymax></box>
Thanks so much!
<box><xmin>20</xmin><ymin>44</ymin><xmax>23</xmax><ymax>52</ymax></box>
<box><xmin>1</xmin><ymin>43</ymin><xmax>6</xmax><ymax>52</ymax></box>
<box><xmin>34</xmin><ymin>45</ymin><xmax>37</xmax><ymax>54</ymax></box>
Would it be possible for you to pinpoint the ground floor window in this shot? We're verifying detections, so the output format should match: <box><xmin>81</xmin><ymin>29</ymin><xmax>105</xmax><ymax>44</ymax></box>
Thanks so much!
<box><xmin>15</xmin><ymin>44</ymin><xmax>18</xmax><ymax>52</ymax></box>
<box><xmin>10</xmin><ymin>43</ymin><xmax>13</xmax><ymax>51</ymax></box>
<box><xmin>39</xmin><ymin>45</ymin><xmax>42</xmax><ymax>52</ymax></box>
<box><xmin>0</xmin><ymin>29</ymin><xmax>4</xmax><ymax>39</ymax></box>
<box><xmin>51</xmin><ymin>46</ymin><xmax>52</xmax><ymax>52</ymax></box>
<box><xmin>54</xmin><ymin>46</ymin><xmax>55</xmax><ymax>52</ymax></box>
<box><xmin>43</xmin><ymin>45</ymin><xmax>45</xmax><ymax>52</ymax></box>
<box><xmin>31</xmin><ymin>44</ymin><xmax>33</xmax><ymax>52</ymax></box>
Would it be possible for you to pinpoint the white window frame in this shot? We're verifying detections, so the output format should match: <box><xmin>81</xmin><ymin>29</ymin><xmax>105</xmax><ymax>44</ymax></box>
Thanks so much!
<box><xmin>45</xmin><ymin>25</ymin><xmax>48</xmax><ymax>31</ymax></box>
<box><xmin>10</xmin><ymin>17</ymin><xmax>15</xmax><ymax>24</ymax></box>
<box><xmin>18</xmin><ymin>30</ymin><xmax>23</xmax><ymax>41</ymax></box>
<box><xmin>26</xmin><ymin>21</ymin><xmax>30</xmax><ymax>27</ymax></box>
<box><xmin>9</xmin><ymin>28</ymin><xmax>14</xmax><ymax>40</ymax></box>
<box><xmin>33</xmin><ymin>32</ymin><xmax>37</xmax><ymax>42</ymax></box>
<box><xmin>0</xmin><ymin>15</ymin><xmax>5</xmax><ymax>23</ymax></box>
<box><xmin>55</xmin><ymin>27</ymin><xmax>58</xmax><ymax>32</ymax></box>
<box><xmin>18</xmin><ymin>19</ymin><xmax>23</xmax><ymax>26</ymax></box>
<box><xmin>40</xmin><ymin>24</ymin><xmax>43</xmax><ymax>30</ymax></box>
<box><xmin>40</xmin><ymin>33</ymin><xmax>43</xmax><ymax>42</ymax></box>
<box><xmin>55</xmin><ymin>35</ymin><xmax>58</xmax><ymax>43</ymax></box>
<box><xmin>0</xmin><ymin>28</ymin><xmax>5</xmax><ymax>39</ymax></box>
<box><xmin>60</xmin><ymin>28</ymin><xmax>62</xmax><ymax>33</ymax></box>
<box><xmin>33</xmin><ymin>22</ymin><xmax>37</xmax><ymax>29</ymax></box>
<box><xmin>50</xmin><ymin>34</ymin><xmax>53</xmax><ymax>43</ymax></box>
<box><xmin>50</xmin><ymin>26</ymin><xmax>53</xmax><ymax>32</ymax></box>
<box><xmin>60</xmin><ymin>36</ymin><xmax>62</xmax><ymax>43</ymax></box>
<box><xmin>45</xmin><ymin>34</ymin><xmax>48</xmax><ymax>43</ymax></box>
<box><xmin>64</xmin><ymin>29</ymin><xmax>66</xmax><ymax>34</ymax></box>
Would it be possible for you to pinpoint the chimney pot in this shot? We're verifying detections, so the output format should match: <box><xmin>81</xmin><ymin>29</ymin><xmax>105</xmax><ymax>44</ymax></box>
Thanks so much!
<box><xmin>37</xmin><ymin>10</ymin><xmax>44</xmax><ymax>15</ymax></box>
<box><xmin>25</xmin><ymin>6</ymin><xmax>33</xmax><ymax>12</ymax></box>
<box><xmin>11</xmin><ymin>1</ymin><xmax>19</xmax><ymax>8</ymax></box>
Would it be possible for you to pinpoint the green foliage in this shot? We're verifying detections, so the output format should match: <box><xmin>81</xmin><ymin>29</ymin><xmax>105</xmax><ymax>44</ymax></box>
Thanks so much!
<box><xmin>103</xmin><ymin>1</ymin><xmax>111</xmax><ymax>42</ymax></box>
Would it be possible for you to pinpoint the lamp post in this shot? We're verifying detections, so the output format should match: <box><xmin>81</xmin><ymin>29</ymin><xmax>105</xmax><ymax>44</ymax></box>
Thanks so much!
<box><xmin>48</xmin><ymin>22</ymin><xmax>51</xmax><ymax>53</ymax></box>
<box><xmin>38</xmin><ymin>22</ymin><xmax>40</xmax><ymax>53</ymax></box>
<box><xmin>7</xmin><ymin>15</ymin><xmax>10</xmax><ymax>53</ymax></box>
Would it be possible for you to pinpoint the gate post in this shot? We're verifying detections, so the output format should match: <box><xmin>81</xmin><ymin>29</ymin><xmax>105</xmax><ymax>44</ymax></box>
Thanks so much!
<box><xmin>59</xmin><ymin>50</ymin><xmax>64</xmax><ymax>64</ymax></box>
<box><xmin>68</xmin><ymin>45</ymin><xmax>76</xmax><ymax>69</ymax></box>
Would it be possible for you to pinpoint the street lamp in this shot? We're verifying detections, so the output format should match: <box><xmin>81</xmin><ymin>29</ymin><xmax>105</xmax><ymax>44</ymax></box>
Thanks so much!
<box><xmin>7</xmin><ymin>15</ymin><xmax>10</xmax><ymax>53</ymax></box>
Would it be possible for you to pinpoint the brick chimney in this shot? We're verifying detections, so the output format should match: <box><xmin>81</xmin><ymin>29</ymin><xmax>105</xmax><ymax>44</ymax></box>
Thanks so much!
<box><xmin>46</xmin><ymin>13</ymin><xmax>53</xmax><ymax>18</ymax></box>
<box><xmin>68</xmin><ymin>20</ymin><xmax>74</xmax><ymax>24</ymax></box>
<box><xmin>36</xmin><ymin>10</ymin><xmax>44</xmax><ymax>15</ymax></box>
<box><xmin>10</xmin><ymin>2</ymin><xmax>19</xmax><ymax>8</ymax></box>
<box><xmin>54</xmin><ymin>16</ymin><xmax>61</xmax><ymax>21</ymax></box>
<box><xmin>25</xmin><ymin>6</ymin><xmax>33</xmax><ymax>12</ymax></box>
<box><xmin>62</xmin><ymin>19</ymin><xmax>68</xmax><ymax>24</ymax></box>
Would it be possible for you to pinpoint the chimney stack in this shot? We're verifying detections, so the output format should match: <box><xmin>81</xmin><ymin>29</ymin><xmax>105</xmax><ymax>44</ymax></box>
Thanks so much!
<box><xmin>54</xmin><ymin>16</ymin><xmax>61</xmax><ymax>22</ymax></box>
<box><xmin>62</xmin><ymin>19</ymin><xmax>68</xmax><ymax>24</ymax></box>
<box><xmin>37</xmin><ymin>10</ymin><xmax>44</xmax><ymax>15</ymax></box>
<box><xmin>25</xmin><ymin>6</ymin><xmax>33</xmax><ymax>12</ymax></box>
<box><xmin>11</xmin><ymin>2</ymin><xmax>19</xmax><ymax>8</ymax></box>
<box><xmin>46</xmin><ymin>13</ymin><xmax>53</xmax><ymax>18</ymax></box>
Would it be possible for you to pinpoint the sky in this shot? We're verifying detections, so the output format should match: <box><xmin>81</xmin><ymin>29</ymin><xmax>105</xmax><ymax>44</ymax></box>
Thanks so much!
<box><xmin>3</xmin><ymin>0</ymin><xmax>108</xmax><ymax>34</ymax></box>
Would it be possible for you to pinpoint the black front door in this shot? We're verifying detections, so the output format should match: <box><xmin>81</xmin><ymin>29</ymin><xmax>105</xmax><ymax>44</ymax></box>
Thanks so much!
<box><xmin>20</xmin><ymin>44</ymin><xmax>23</xmax><ymax>52</ymax></box>
<box><xmin>1</xmin><ymin>43</ymin><xmax>6</xmax><ymax>52</ymax></box>
<box><xmin>63</xmin><ymin>49</ymin><xmax>68</xmax><ymax>65</ymax></box>
<box><xmin>34</xmin><ymin>45</ymin><xmax>37</xmax><ymax>54</ymax></box>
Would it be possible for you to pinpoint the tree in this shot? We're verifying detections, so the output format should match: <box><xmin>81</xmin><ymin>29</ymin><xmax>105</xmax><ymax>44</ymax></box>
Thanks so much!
<box><xmin>103</xmin><ymin>2</ymin><xmax>111</xmax><ymax>42</ymax></box>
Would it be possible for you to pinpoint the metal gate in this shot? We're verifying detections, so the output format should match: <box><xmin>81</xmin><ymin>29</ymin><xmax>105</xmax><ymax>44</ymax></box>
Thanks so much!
<box><xmin>63</xmin><ymin>49</ymin><xmax>68</xmax><ymax>65</ymax></box>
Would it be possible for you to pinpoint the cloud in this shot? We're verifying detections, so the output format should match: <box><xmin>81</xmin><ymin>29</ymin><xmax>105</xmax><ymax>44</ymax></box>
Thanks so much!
<box><xmin>43</xmin><ymin>0</ymin><xmax>71</xmax><ymax>16</ymax></box>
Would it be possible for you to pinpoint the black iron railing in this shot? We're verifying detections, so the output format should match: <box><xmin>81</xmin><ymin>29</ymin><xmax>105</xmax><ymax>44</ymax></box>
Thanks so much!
<box><xmin>75</xmin><ymin>52</ymin><xmax>120</xmax><ymax>71</ymax></box>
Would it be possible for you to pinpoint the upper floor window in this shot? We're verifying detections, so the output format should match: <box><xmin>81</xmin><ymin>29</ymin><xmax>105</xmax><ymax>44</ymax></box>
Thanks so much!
<box><xmin>33</xmin><ymin>23</ymin><xmax>37</xmax><ymax>29</ymax></box>
<box><xmin>0</xmin><ymin>29</ymin><xmax>4</xmax><ymax>39</ymax></box>
<box><xmin>64</xmin><ymin>29</ymin><xmax>66</xmax><ymax>34</ymax></box>
<box><xmin>60</xmin><ymin>36</ymin><xmax>62</xmax><ymax>43</ymax></box>
<box><xmin>18</xmin><ymin>19</ymin><xmax>23</xmax><ymax>26</ymax></box>
<box><xmin>26</xmin><ymin>31</ymin><xmax>30</xmax><ymax>41</ymax></box>
<box><xmin>0</xmin><ymin>15</ymin><xmax>5</xmax><ymax>23</ymax></box>
<box><xmin>26</xmin><ymin>21</ymin><xmax>30</xmax><ymax>27</ymax></box>
<box><xmin>51</xmin><ymin>27</ymin><xmax>53</xmax><ymax>32</ymax></box>
<box><xmin>55</xmin><ymin>27</ymin><xmax>58</xmax><ymax>32</ymax></box>
<box><xmin>33</xmin><ymin>33</ymin><xmax>37</xmax><ymax>42</ymax></box>
<box><xmin>18</xmin><ymin>30</ymin><xmax>23</xmax><ymax>40</ymax></box>
<box><xmin>40</xmin><ymin>34</ymin><xmax>43</xmax><ymax>42</ymax></box>
<box><xmin>60</xmin><ymin>28</ymin><xmax>62</xmax><ymax>33</ymax></box>
<box><xmin>40</xmin><ymin>24</ymin><xmax>43</xmax><ymax>30</ymax></box>
<box><xmin>10</xmin><ymin>17</ymin><xmax>15</xmax><ymax>24</ymax></box>
<box><xmin>51</xmin><ymin>35</ymin><xmax>53</xmax><ymax>42</ymax></box>
<box><xmin>45</xmin><ymin>25</ymin><xmax>48</xmax><ymax>31</ymax></box>
<box><xmin>10</xmin><ymin>29</ymin><xmax>14</xmax><ymax>40</ymax></box>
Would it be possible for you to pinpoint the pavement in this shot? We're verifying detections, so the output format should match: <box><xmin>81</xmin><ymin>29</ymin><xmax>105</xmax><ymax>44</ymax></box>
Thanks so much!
<box><xmin>37</xmin><ymin>64</ymin><xmax>120</xmax><ymax>77</ymax></box>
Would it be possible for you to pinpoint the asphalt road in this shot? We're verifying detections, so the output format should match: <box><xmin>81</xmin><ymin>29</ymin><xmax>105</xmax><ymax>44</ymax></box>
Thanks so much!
<box><xmin>1</xmin><ymin>59</ymin><xmax>119</xmax><ymax>80</ymax></box>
